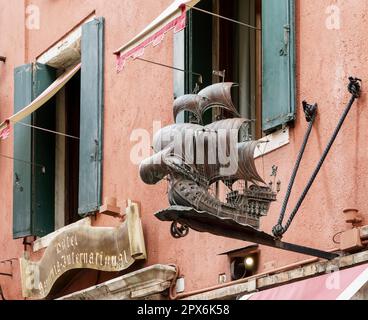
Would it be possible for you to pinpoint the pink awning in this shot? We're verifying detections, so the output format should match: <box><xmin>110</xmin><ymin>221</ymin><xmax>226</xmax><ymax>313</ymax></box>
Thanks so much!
<box><xmin>241</xmin><ymin>263</ymin><xmax>368</xmax><ymax>300</ymax></box>
<box><xmin>113</xmin><ymin>0</ymin><xmax>200</xmax><ymax>71</ymax></box>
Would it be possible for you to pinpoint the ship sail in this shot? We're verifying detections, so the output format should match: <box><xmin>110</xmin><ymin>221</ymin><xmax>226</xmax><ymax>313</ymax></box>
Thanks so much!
<box><xmin>145</xmin><ymin>118</ymin><xmax>265</xmax><ymax>186</ymax></box>
<box><xmin>173</xmin><ymin>82</ymin><xmax>240</xmax><ymax>124</ymax></box>
<box><xmin>139</xmin><ymin>148</ymin><xmax>172</xmax><ymax>185</ymax></box>
<box><xmin>195</xmin><ymin>141</ymin><xmax>265</xmax><ymax>186</ymax></box>
<box><xmin>140</xmin><ymin>82</ymin><xmax>277</xmax><ymax>233</ymax></box>
<box><xmin>231</xmin><ymin>141</ymin><xmax>265</xmax><ymax>184</ymax></box>
<box><xmin>152</xmin><ymin>123</ymin><xmax>202</xmax><ymax>153</ymax></box>
<box><xmin>173</xmin><ymin>94</ymin><xmax>205</xmax><ymax>123</ymax></box>
<box><xmin>198</xmin><ymin>82</ymin><xmax>240</xmax><ymax>118</ymax></box>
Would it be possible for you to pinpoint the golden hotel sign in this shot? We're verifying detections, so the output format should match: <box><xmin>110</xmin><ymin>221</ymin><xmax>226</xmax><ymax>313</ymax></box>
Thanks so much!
<box><xmin>20</xmin><ymin>203</ymin><xmax>146</xmax><ymax>299</ymax></box>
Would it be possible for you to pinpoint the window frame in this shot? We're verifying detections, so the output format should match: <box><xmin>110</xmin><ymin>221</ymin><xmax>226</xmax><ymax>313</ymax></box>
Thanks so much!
<box><xmin>12</xmin><ymin>17</ymin><xmax>105</xmax><ymax>239</ymax></box>
<box><xmin>175</xmin><ymin>0</ymin><xmax>296</xmax><ymax>136</ymax></box>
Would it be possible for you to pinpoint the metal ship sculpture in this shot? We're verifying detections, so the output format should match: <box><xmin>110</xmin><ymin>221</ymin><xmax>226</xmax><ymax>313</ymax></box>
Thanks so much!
<box><xmin>137</xmin><ymin>77</ymin><xmax>361</xmax><ymax>261</ymax></box>
<box><xmin>139</xmin><ymin>82</ymin><xmax>277</xmax><ymax>239</ymax></box>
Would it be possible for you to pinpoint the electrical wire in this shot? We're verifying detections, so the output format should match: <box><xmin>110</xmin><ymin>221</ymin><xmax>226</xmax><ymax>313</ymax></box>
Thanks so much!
<box><xmin>0</xmin><ymin>153</ymin><xmax>45</xmax><ymax>171</ymax></box>
<box><xmin>136</xmin><ymin>57</ymin><xmax>203</xmax><ymax>83</ymax></box>
<box><xmin>16</xmin><ymin>121</ymin><xmax>80</xmax><ymax>140</ymax></box>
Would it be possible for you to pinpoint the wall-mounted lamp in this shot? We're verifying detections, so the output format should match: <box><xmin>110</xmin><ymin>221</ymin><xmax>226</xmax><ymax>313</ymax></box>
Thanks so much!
<box><xmin>230</xmin><ymin>254</ymin><xmax>259</xmax><ymax>281</ymax></box>
<box><xmin>244</xmin><ymin>256</ymin><xmax>255</xmax><ymax>269</ymax></box>
<box><xmin>0</xmin><ymin>56</ymin><xmax>6</xmax><ymax>63</ymax></box>
<box><xmin>219</xmin><ymin>245</ymin><xmax>260</xmax><ymax>281</ymax></box>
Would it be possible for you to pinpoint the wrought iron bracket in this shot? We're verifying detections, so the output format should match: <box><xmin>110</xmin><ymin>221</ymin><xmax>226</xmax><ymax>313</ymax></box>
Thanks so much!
<box><xmin>170</xmin><ymin>221</ymin><xmax>189</xmax><ymax>239</ymax></box>
<box><xmin>303</xmin><ymin>101</ymin><xmax>318</xmax><ymax>122</ymax></box>
<box><xmin>157</xmin><ymin>207</ymin><xmax>339</xmax><ymax>260</ymax></box>
<box><xmin>273</xmin><ymin>100</ymin><xmax>318</xmax><ymax>239</ymax></box>
<box><xmin>273</xmin><ymin>77</ymin><xmax>362</xmax><ymax>239</ymax></box>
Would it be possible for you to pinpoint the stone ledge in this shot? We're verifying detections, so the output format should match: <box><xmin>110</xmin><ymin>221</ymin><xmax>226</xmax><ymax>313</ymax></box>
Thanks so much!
<box><xmin>58</xmin><ymin>264</ymin><xmax>177</xmax><ymax>300</ymax></box>
<box><xmin>182</xmin><ymin>250</ymin><xmax>368</xmax><ymax>300</ymax></box>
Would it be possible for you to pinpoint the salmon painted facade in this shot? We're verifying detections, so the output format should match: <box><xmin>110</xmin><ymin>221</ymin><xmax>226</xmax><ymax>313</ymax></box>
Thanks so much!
<box><xmin>1</xmin><ymin>0</ymin><xmax>368</xmax><ymax>300</ymax></box>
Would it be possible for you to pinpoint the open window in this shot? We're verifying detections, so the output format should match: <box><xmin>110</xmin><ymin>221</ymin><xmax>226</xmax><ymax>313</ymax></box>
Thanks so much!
<box><xmin>13</xmin><ymin>18</ymin><xmax>104</xmax><ymax>238</ymax></box>
<box><xmin>175</xmin><ymin>0</ymin><xmax>295</xmax><ymax>136</ymax></box>
<box><xmin>55</xmin><ymin>70</ymin><xmax>81</xmax><ymax>229</ymax></box>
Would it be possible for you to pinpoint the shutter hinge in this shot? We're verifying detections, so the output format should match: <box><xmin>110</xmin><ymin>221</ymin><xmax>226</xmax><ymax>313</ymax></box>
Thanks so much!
<box><xmin>14</xmin><ymin>173</ymin><xmax>24</xmax><ymax>192</ymax></box>
<box><xmin>279</xmin><ymin>24</ymin><xmax>290</xmax><ymax>56</ymax></box>
<box><xmin>90</xmin><ymin>139</ymin><xmax>99</xmax><ymax>162</ymax></box>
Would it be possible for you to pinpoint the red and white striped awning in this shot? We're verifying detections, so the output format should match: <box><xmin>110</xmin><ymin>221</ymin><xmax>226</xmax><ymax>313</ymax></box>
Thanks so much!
<box><xmin>240</xmin><ymin>263</ymin><xmax>368</xmax><ymax>300</ymax></box>
<box><xmin>113</xmin><ymin>0</ymin><xmax>200</xmax><ymax>72</ymax></box>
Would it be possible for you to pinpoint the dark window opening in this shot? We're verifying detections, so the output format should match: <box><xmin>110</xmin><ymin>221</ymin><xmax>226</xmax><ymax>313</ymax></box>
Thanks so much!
<box><xmin>64</xmin><ymin>71</ymin><xmax>81</xmax><ymax>225</ymax></box>
<box><xmin>186</xmin><ymin>0</ymin><xmax>262</xmax><ymax>138</ymax></box>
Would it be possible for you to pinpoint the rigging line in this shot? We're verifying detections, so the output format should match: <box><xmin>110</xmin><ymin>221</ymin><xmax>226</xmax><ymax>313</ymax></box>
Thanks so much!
<box><xmin>16</xmin><ymin>121</ymin><xmax>80</xmax><ymax>140</ymax></box>
<box><xmin>0</xmin><ymin>153</ymin><xmax>45</xmax><ymax>171</ymax></box>
<box><xmin>136</xmin><ymin>57</ymin><xmax>203</xmax><ymax>82</ymax></box>
<box><xmin>186</xmin><ymin>5</ymin><xmax>261</xmax><ymax>31</ymax></box>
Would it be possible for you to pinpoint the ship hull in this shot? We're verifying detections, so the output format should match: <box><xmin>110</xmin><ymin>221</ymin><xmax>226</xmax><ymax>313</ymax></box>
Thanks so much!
<box><xmin>168</xmin><ymin>178</ymin><xmax>260</xmax><ymax>228</ymax></box>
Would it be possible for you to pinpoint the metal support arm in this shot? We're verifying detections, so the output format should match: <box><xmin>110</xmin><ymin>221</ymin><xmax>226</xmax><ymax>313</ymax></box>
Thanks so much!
<box><xmin>273</xmin><ymin>77</ymin><xmax>362</xmax><ymax>239</ymax></box>
<box><xmin>273</xmin><ymin>102</ymin><xmax>318</xmax><ymax>238</ymax></box>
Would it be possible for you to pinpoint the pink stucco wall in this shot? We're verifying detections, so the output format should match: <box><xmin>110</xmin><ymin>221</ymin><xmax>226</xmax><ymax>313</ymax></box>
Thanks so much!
<box><xmin>1</xmin><ymin>0</ymin><xmax>368</xmax><ymax>300</ymax></box>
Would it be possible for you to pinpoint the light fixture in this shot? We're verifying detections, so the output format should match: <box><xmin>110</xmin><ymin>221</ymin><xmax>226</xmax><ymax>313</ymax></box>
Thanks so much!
<box><xmin>220</xmin><ymin>246</ymin><xmax>260</xmax><ymax>281</ymax></box>
<box><xmin>244</xmin><ymin>257</ymin><xmax>255</xmax><ymax>269</ymax></box>
<box><xmin>0</xmin><ymin>56</ymin><xmax>5</xmax><ymax>63</ymax></box>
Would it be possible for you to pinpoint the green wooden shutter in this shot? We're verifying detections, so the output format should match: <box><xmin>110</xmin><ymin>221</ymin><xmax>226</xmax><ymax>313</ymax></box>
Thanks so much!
<box><xmin>262</xmin><ymin>0</ymin><xmax>295</xmax><ymax>133</ymax></box>
<box><xmin>13</xmin><ymin>63</ymin><xmax>56</xmax><ymax>238</ymax></box>
<box><xmin>13</xmin><ymin>64</ymin><xmax>33</xmax><ymax>238</ymax></box>
<box><xmin>32</xmin><ymin>63</ymin><xmax>56</xmax><ymax>236</ymax></box>
<box><xmin>78</xmin><ymin>17</ymin><xmax>104</xmax><ymax>216</ymax></box>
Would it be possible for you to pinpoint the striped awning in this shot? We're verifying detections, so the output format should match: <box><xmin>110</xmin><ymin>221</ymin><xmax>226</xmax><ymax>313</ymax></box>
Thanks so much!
<box><xmin>113</xmin><ymin>0</ymin><xmax>200</xmax><ymax>71</ymax></box>
<box><xmin>240</xmin><ymin>263</ymin><xmax>368</xmax><ymax>300</ymax></box>
<box><xmin>0</xmin><ymin>63</ymin><xmax>81</xmax><ymax>139</ymax></box>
